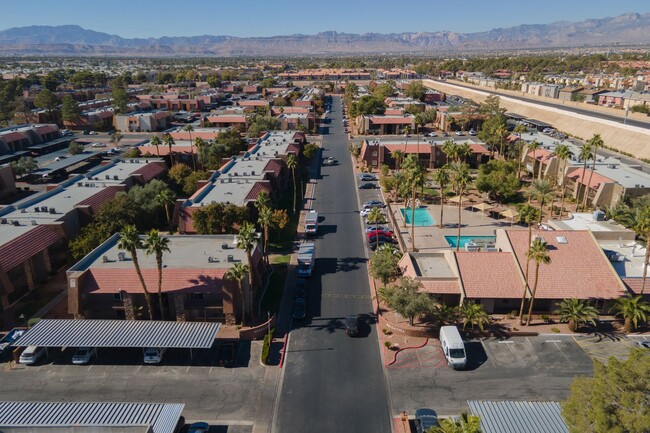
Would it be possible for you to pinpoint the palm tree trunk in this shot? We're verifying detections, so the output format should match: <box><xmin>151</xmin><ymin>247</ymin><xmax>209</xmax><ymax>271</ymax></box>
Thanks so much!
<box><xmin>131</xmin><ymin>252</ymin><xmax>153</xmax><ymax>320</ymax></box>
<box><xmin>525</xmin><ymin>263</ymin><xmax>541</xmax><ymax>325</ymax></box>
<box><xmin>239</xmin><ymin>282</ymin><xmax>246</xmax><ymax>325</ymax></box>
<box><xmin>155</xmin><ymin>145</ymin><xmax>160</xmax><ymax>157</ymax></box>
<box><xmin>264</xmin><ymin>224</ymin><xmax>270</xmax><ymax>266</ymax></box>
<box><xmin>438</xmin><ymin>186</ymin><xmax>444</xmax><ymax>228</ymax></box>
<box><xmin>403</xmin><ymin>195</ymin><xmax>409</xmax><ymax>228</ymax></box>
<box><xmin>519</xmin><ymin>222</ymin><xmax>533</xmax><ymax>325</ymax></box>
<box><xmin>532</xmin><ymin>150</ymin><xmax>536</xmax><ymax>179</ymax></box>
<box><xmin>583</xmin><ymin>150</ymin><xmax>598</xmax><ymax>212</ymax></box>
<box><xmin>292</xmin><ymin>169</ymin><xmax>297</xmax><ymax>214</ymax></box>
<box><xmin>247</xmin><ymin>251</ymin><xmax>259</xmax><ymax>319</ymax></box>
<box><xmin>375</xmin><ymin>219</ymin><xmax>379</xmax><ymax>251</ymax></box>
<box><xmin>411</xmin><ymin>183</ymin><xmax>417</xmax><ymax>251</ymax></box>
<box><xmin>579</xmin><ymin>159</ymin><xmax>589</xmax><ymax>212</ymax></box>
<box><xmin>156</xmin><ymin>256</ymin><xmax>165</xmax><ymax>320</ymax></box>
<box><xmin>188</xmin><ymin>133</ymin><xmax>196</xmax><ymax>171</ymax></box>
<box><xmin>560</xmin><ymin>184</ymin><xmax>567</xmax><ymax>219</ymax></box>
<box><xmin>456</xmin><ymin>195</ymin><xmax>462</xmax><ymax>252</ymax></box>
<box><xmin>624</xmin><ymin>317</ymin><xmax>632</xmax><ymax>334</ymax></box>
<box><xmin>164</xmin><ymin>205</ymin><xmax>171</xmax><ymax>227</ymax></box>
<box><xmin>642</xmin><ymin>235</ymin><xmax>650</xmax><ymax>295</ymax></box>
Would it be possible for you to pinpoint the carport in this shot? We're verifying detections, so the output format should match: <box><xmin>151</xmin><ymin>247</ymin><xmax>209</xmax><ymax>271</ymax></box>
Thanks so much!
<box><xmin>524</xmin><ymin>118</ymin><xmax>553</xmax><ymax>131</ymax></box>
<box><xmin>12</xmin><ymin>319</ymin><xmax>221</xmax><ymax>360</ymax></box>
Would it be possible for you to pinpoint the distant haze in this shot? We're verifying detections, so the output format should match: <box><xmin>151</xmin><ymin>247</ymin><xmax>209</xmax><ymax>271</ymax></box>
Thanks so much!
<box><xmin>0</xmin><ymin>12</ymin><xmax>649</xmax><ymax>57</ymax></box>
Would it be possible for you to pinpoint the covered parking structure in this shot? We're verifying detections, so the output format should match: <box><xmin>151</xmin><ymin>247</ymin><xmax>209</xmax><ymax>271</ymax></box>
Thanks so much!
<box><xmin>12</xmin><ymin>319</ymin><xmax>221</xmax><ymax>360</ymax></box>
<box><xmin>523</xmin><ymin>118</ymin><xmax>553</xmax><ymax>131</ymax></box>
<box><xmin>0</xmin><ymin>401</ymin><xmax>185</xmax><ymax>433</ymax></box>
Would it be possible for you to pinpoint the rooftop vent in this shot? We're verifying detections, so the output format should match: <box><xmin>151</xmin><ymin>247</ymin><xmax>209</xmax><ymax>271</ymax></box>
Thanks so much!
<box><xmin>41</xmin><ymin>206</ymin><xmax>48</xmax><ymax>212</ymax></box>
<box><xmin>556</xmin><ymin>236</ymin><xmax>568</xmax><ymax>244</ymax></box>
<box><xmin>13</xmin><ymin>220</ymin><xmax>20</xmax><ymax>226</ymax></box>
<box><xmin>117</xmin><ymin>252</ymin><xmax>126</xmax><ymax>261</ymax></box>
<box><xmin>31</xmin><ymin>220</ymin><xmax>37</xmax><ymax>226</ymax></box>
<box><xmin>222</xmin><ymin>243</ymin><xmax>229</xmax><ymax>249</ymax></box>
<box><xmin>0</xmin><ymin>219</ymin><xmax>6</xmax><ymax>224</ymax></box>
<box><xmin>113</xmin><ymin>175</ymin><xmax>119</xmax><ymax>180</ymax></box>
<box><xmin>34</xmin><ymin>207</ymin><xmax>40</xmax><ymax>212</ymax></box>
<box><xmin>102</xmin><ymin>255</ymin><xmax>109</xmax><ymax>263</ymax></box>
<box><xmin>208</xmin><ymin>256</ymin><xmax>217</xmax><ymax>263</ymax></box>
<box><xmin>106</xmin><ymin>174</ymin><xmax>110</xmax><ymax>179</ymax></box>
<box><xmin>49</xmin><ymin>208</ymin><xmax>56</xmax><ymax>214</ymax></box>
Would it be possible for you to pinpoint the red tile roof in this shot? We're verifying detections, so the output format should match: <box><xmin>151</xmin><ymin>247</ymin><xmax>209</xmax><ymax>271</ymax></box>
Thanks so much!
<box><xmin>420</xmin><ymin>280</ymin><xmax>461</xmax><ymax>295</ymax></box>
<box><xmin>384</xmin><ymin>108</ymin><xmax>404</xmax><ymax>115</ymax></box>
<box><xmin>469</xmin><ymin>143</ymin><xmax>490</xmax><ymax>155</ymax></box>
<box><xmin>132</xmin><ymin>162</ymin><xmax>167</xmax><ymax>183</ymax></box>
<box><xmin>369</xmin><ymin>117</ymin><xmax>413</xmax><ymax>125</ymax></box>
<box><xmin>206</xmin><ymin>115</ymin><xmax>247</xmax><ymax>123</ymax></box>
<box><xmin>35</xmin><ymin>125</ymin><xmax>58</xmax><ymax>135</ymax></box>
<box><xmin>505</xmin><ymin>230</ymin><xmax>626</xmax><ymax>299</ymax></box>
<box><xmin>264</xmin><ymin>159</ymin><xmax>283</xmax><ymax>177</ymax></box>
<box><xmin>0</xmin><ymin>131</ymin><xmax>27</xmax><ymax>143</ymax></box>
<box><xmin>238</xmin><ymin>100</ymin><xmax>269</xmax><ymax>107</ymax></box>
<box><xmin>0</xmin><ymin>225</ymin><xmax>64</xmax><ymax>271</ymax></box>
<box><xmin>526</xmin><ymin>148</ymin><xmax>553</xmax><ymax>161</ymax></box>
<box><xmin>385</xmin><ymin>144</ymin><xmax>433</xmax><ymax>154</ymax></box>
<box><xmin>245</xmin><ymin>182</ymin><xmax>272</xmax><ymax>201</ymax></box>
<box><xmin>622</xmin><ymin>277</ymin><xmax>645</xmax><ymax>294</ymax></box>
<box><xmin>82</xmin><ymin>268</ymin><xmax>226</xmax><ymax>294</ymax></box>
<box><xmin>76</xmin><ymin>185</ymin><xmax>124</xmax><ymax>214</ymax></box>
<box><xmin>566</xmin><ymin>167</ymin><xmax>614</xmax><ymax>190</ymax></box>
<box><xmin>455</xmin><ymin>252</ymin><xmax>525</xmax><ymax>298</ymax></box>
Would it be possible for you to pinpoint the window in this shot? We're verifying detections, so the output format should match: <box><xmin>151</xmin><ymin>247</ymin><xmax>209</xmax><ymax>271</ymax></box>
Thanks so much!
<box><xmin>190</xmin><ymin>293</ymin><xmax>204</xmax><ymax>301</ymax></box>
<box><xmin>113</xmin><ymin>293</ymin><xmax>124</xmax><ymax>301</ymax></box>
<box><xmin>594</xmin><ymin>299</ymin><xmax>605</xmax><ymax>311</ymax></box>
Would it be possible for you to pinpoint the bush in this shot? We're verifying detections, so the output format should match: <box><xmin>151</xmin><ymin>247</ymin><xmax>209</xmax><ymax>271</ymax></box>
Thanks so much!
<box><xmin>551</xmin><ymin>327</ymin><xmax>560</xmax><ymax>333</ymax></box>
<box><xmin>380</xmin><ymin>164</ymin><xmax>389</xmax><ymax>177</ymax></box>
<box><xmin>261</xmin><ymin>327</ymin><xmax>275</xmax><ymax>365</ymax></box>
<box><xmin>384</xmin><ymin>341</ymin><xmax>392</xmax><ymax>348</ymax></box>
<box><xmin>27</xmin><ymin>317</ymin><xmax>41</xmax><ymax>328</ymax></box>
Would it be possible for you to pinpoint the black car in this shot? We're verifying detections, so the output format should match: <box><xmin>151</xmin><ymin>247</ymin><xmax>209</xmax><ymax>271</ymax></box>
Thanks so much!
<box><xmin>369</xmin><ymin>239</ymin><xmax>396</xmax><ymax>251</ymax></box>
<box><xmin>415</xmin><ymin>408</ymin><xmax>439</xmax><ymax>433</ymax></box>
<box><xmin>295</xmin><ymin>279</ymin><xmax>307</xmax><ymax>299</ymax></box>
<box><xmin>345</xmin><ymin>315</ymin><xmax>359</xmax><ymax>336</ymax></box>
<box><xmin>292</xmin><ymin>297</ymin><xmax>307</xmax><ymax>320</ymax></box>
<box><xmin>359</xmin><ymin>183</ymin><xmax>377</xmax><ymax>189</ymax></box>
<box><xmin>368</xmin><ymin>234</ymin><xmax>396</xmax><ymax>244</ymax></box>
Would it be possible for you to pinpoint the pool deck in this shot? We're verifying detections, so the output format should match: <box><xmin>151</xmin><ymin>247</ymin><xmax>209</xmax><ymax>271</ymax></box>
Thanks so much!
<box><xmin>387</xmin><ymin>201</ymin><xmax>527</xmax><ymax>252</ymax></box>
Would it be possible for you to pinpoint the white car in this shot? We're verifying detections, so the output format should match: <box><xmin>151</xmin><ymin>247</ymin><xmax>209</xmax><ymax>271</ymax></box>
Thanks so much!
<box><xmin>468</xmin><ymin>129</ymin><xmax>477</xmax><ymax>136</ymax></box>
<box><xmin>454</xmin><ymin>131</ymin><xmax>464</xmax><ymax>136</ymax></box>
<box><xmin>427</xmin><ymin>132</ymin><xmax>437</xmax><ymax>137</ymax></box>
<box><xmin>91</xmin><ymin>142</ymin><xmax>106</xmax><ymax>148</ymax></box>
<box><xmin>361</xmin><ymin>208</ymin><xmax>385</xmax><ymax>218</ymax></box>
<box><xmin>143</xmin><ymin>347</ymin><xmax>166</xmax><ymax>364</ymax></box>
<box><xmin>638</xmin><ymin>340</ymin><xmax>650</xmax><ymax>349</ymax></box>
<box><xmin>72</xmin><ymin>347</ymin><xmax>97</xmax><ymax>365</ymax></box>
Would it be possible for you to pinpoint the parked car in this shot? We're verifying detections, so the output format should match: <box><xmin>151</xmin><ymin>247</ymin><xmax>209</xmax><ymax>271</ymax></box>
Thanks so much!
<box><xmin>360</xmin><ymin>208</ymin><xmax>385</xmax><ymax>218</ymax></box>
<box><xmin>364</xmin><ymin>200</ymin><xmax>385</xmax><ymax>208</ymax></box>
<box><xmin>368</xmin><ymin>239</ymin><xmax>395</xmax><ymax>250</ymax></box>
<box><xmin>454</xmin><ymin>131</ymin><xmax>464</xmax><ymax>136</ymax></box>
<box><xmin>359</xmin><ymin>183</ymin><xmax>377</xmax><ymax>189</ymax></box>
<box><xmin>292</xmin><ymin>297</ymin><xmax>307</xmax><ymax>320</ymax></box>
<box><xmin>295</xmin><ymin>279</ymin><xmax>308</xmax><ymax>299</ymax></box>
<box><xmin>367</xmin><ymin>229</ymin><xmax>393</xmax><ymax>238</ymax></box>
<box><xmin>468</xmin><ymin>129</ymin><xmax>477</xmax><ymax>136</ymax></box>
<box><xmin>442</xmin><ymin>131</ymin><xmax>449</xmax><ymax>137</ymax></box>
<box><xmin>359</xmin><ymin>174</ymin><xmax>378</xmax><ymax>181</ymax></box>
<box><xmin>638</xmin><ymin>340</ymin><xmax>650</xmax><ymax>349</ymax></box>
<box><xmin>187</xmin><ymin>422</ymin><xmax>210</xmax><ymax>433</ymax></box>
<box><xmin>72</xmin><ymin>347</ymin><xmax>97</xmax><ymax>365</ymax></box>
<box><xmin>427</xmin><ymin>132</ymin><xmax>437</xmax><ymax>137</ymax></box>
<box><xmin>19</xmin><ymin>346</ymin><xmax>47</xmax><ymax>365</ymax></box>
<box><xmin>345</xmin><ymin>315</ymin><xmax>359</xmax><ymax>337</ymax></box>
<box><xmin>89</xmin><ymin>131</ymin><xmax>97</xmax><ymax>135</ymax></box>
<box><xmin>143</xmin><ymin>347</ymin><xmax>166</xmax><ymax>364</ymax></box>
<box><xmin>542</xmin><ymin>128</ymin><xmax>554</xmax><ymax>134</ymax></box>
<box><xmin>365</xmin><ymin>225</ymin><xmax>389</xmax><ymax>233</ymax></box>
<box><xmin>415</xmin><ymin>408</ymin><xmax>440</xmax><ymax>433</ymax></box>
<box><xmin>368</xmin><ymin>235</ymin><xmax>396</xmax><ymax>244</ymax></box>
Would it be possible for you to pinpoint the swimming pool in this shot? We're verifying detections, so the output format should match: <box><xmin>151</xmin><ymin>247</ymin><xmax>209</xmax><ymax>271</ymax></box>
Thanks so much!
<box><xmin>401</xmin><ymin>207</ymin><xmax>435</xmax><ymax>227</ymax></box>
<box><xmin>445</xmin><ymin>235</ymin><xmax>496</xmax><ymax>248</ymax></box>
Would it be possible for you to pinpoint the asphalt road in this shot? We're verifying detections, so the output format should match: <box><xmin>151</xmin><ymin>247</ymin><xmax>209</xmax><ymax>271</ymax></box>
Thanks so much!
<box><xmin>273</xmin><ymin>97</ymin><xmax>392</xmax><ymax>433</ymax></box>
<box><xmin>428</xmin><ymin>78</ymin><xmax>650</xmax><ymax>130</ymax></box>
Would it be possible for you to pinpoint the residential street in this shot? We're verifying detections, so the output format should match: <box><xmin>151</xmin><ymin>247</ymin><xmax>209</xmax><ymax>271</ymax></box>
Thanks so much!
<box><xmin>273</xmin><ymin>97</ymin><xmax>392</xmax><ymax>433</ymax></box>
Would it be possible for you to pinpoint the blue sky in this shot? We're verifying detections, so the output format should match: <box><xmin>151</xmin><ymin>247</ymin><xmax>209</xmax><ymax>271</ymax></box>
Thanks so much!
<box><xmin>1</xmin><ymin>0</ymin><xmax>649</xmax><ymax>38</ymax></box>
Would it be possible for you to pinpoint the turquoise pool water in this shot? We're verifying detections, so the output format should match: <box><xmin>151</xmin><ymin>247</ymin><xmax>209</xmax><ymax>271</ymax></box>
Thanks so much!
<box><xmin>400</xmin><ymin>208</ymin><xmax>435</xmax><ymax>227</ymax></box>
<box><xmin>445</xmin><ymin>235</ymin><xmax>496</xmax><ymax>248</ymax></box>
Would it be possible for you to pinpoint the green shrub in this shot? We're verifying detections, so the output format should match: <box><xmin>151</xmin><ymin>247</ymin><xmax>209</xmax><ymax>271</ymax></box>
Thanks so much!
<box><xmin>261</xmin><ymin>327</ymin><xmax>275</xmax><ymax>364</ymax></box>
<box><xmin>27</xmin><ymin>317</ymin><xmax>41</xmax><ymax>328</ymax></box>
<box><xmin>384</xmin><ymin>341</ymin><xmax>392</xmax><ymax>348</ymax></box>
<box><xmin>551</xmin><ymin>327</ymin><xmax>561</xmax><ymax>333</ymax></box>
<box><xmin>380</xmin><ymin>164</ymin><xmax>389</xmax><ymax>177</ymax></box>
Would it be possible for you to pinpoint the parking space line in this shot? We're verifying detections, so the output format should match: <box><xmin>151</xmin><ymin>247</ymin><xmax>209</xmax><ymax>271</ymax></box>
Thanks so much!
<box><xmin>553</xmin><ymin>342</ymin><xmax>571</xmax><ymax>362</ymax></box>
<box><xmin>480</xmin><ymin>340</ymin><xmax>497</xmax><ymax>368</ymax></box>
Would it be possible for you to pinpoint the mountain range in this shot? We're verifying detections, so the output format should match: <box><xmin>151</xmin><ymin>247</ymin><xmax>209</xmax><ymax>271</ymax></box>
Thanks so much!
<box><xmin>0</xmin><ymin>12</ymin><xmax>649</xmax><ymax>56</ymax></box>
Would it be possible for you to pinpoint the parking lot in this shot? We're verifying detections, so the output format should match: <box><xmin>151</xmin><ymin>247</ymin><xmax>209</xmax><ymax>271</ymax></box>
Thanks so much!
<box><xmin>0</xmin><ymin>341</ymin><xmax>271</xmax><ymax>425</ymax></box>
<box><xmin>387</xmin><ymin>335</ymin><xmax>606</xmax><ymax>416</ymax></box>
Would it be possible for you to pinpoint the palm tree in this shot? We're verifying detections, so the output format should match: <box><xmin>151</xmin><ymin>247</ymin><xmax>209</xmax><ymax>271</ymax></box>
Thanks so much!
<box><xmin>414</xmin><ymin>113</ymin><xmax>424</xmax><ymax>157</ymax></box>
<box><xmin>255</xmin><ymin>190</ymin><xmax>271</xmax><ymax>210</ymax></box>
<box><xmin>576</xmin><ymin>144</ymin><xmax>592</xmax><ymax>212</ymax></box>
<box><xmin>163</xmin><ymin>133</ymin><xmax>175</xmax><ymax>166</ymax></box>
<box><xmin>526</xmin><ymin>140</ymin><xmax>541</xmax><ymax>179</ymax></box>
<box><xmin>392</xmin><ymin>149</ymin><xmax>404</xmax><ymax>171</ymax></box>
<box><xmin>610</xmin><ymin>294</ymin><xmax>650</xmax><ymax>333</ymax></box>
<box><xmin>450</xmin><ymin>162</ymin><xmax>471</xmax><ymax>252</ymax></box>
<box><xmin>495</xmin><ymin>125</ymin><xmax>507</xmax><ymax>158</ymax></box>
<box><xmin>460</xmin><ymin>302</ymin><xmax>490</xmax><ymax>331</ymax></box>
<box><xmin>257</xmin><ymin>205</ymin><xmax>274</xmax><ymax>265</ymax></box>
<box><xmin>402</xmin><ymin>125</ymin><xmax>411</xmax><ymax>153</ymax></box>
<box><xmin>582</xmin><ymin>134</ymin><xmax>603</xmax><ymax>212</ymax></box>
<box><xmin>367</xmin><ymin>207</ymin><xmax>384</xmax><ymax>251</ymax></box>
<box><xmin>433</xmin><ymin>165</ymin><xmax>450</xmax><ymax>228</ymax></box>
<box><xmin>442</xmin><ymin>139</ymin><xmax>458</xmax><ymax>163</ymax></box>
<box><xmin>633</xmin><ymin>206</ymin><xmax>650</xmax><ymax>294</ymax></box>
<box><xmin>194</xmin><ymin>137</ymin><xmax>205</xmax><ymax>170</ymax></box>
<box><xmin>224</xmin><ymin>262</ymin><xmax>250</xmax><ymax>325</ymax></box>
<box><xmin>150</xmin><ymin>135</ymin><xmax>161</xmax><ymax>157</ymax></box>
<box><xmin>407</xmin><ymin>160</ymin><xmax>426</xmax><ymax>252</ymax></box>
<box><xmin>517</xmin><ymin>204</ymin><xmax>541</xmax><ymax>324</ymax></box>
<box><xmin>287</xmin><ymin>154</ymin><xmax>298</xmax><ymax>214</ymax></box>
<box><xmin>183</xmin><ymin>124</ymin><xmax>196</xmax><ymax>170</ymax></box>
<box><xmin>525</xmin><ymin>238</ymin><xmax>551</xmax><ymax>325</ymax></box>
<box><xmin>155</xmin><ymin>189</ymin><xmax>176</xmax><ymax>229</ymax></box>
<box><xmin>556</xmin><ymin>299</ymin><xmax>598</xmax><ymax>332</ymax></box>
<box><xmin>456</xmin><ymin>143</ymin><xmax>472</xmax><ymax>164</ymax></box>
<box><xmin>528</xmin><ymin>179</ymin><xmax>554</xmax><ymax>224</ymax></box>
<box><xmin>552</xmin><ymin>144</ymin><xmax>573</xmax><ymax>219</ymax></box>
<box><xmin>430</xmin><ymin>413</ymin><xmax>482</xmax><ymax>433</ymax></box>
<box><xmin>118</xmin><ymin>225</ymin><xmax>154</xmax><ymax>320</ymax></box>
<box><xmin>143</xmin><ymin>230</ymin><xmax>171</xmax><ymax>320</ymax></box>
<box><xmin>237</xmin><ymin>221</ymin><xmax>260</xmax><ymax>317</ymax></box>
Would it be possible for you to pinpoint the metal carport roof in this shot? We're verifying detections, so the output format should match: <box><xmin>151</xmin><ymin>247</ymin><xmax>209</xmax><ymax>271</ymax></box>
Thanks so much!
<box><xmin>12</xmin><ymin>319</ymin><xmax>220</xmax><ymax>349</ymax></box>
<box><xmin>468</xmin><ymin>401</ymin><xmax>569</xmax><ymax>433</ymax></box>
<box><xmin>524</xmin><ymin>118</ymin><xmax>553</xmax><ymax>128</ymax></box>
<box><xmin>0</xmin><ymin>401</ymin><xmax>184</xmax><ymax>433</ymax></box>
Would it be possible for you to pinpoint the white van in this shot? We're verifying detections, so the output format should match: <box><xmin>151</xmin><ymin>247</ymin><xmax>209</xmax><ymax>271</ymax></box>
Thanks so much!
<box><xmin>19</xmin><ymin>346</ymin><xmax>47</xmax><ymax>365</ymax></box>
<box><xmin>143</xmin><ymin>347</ymin><xmax>166</xmax><ymax>364</ymax></box>
<box><xmin>439</xmin><ymin>326</ymin><xmax>467</xmax><ymax>369</ymax></box>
